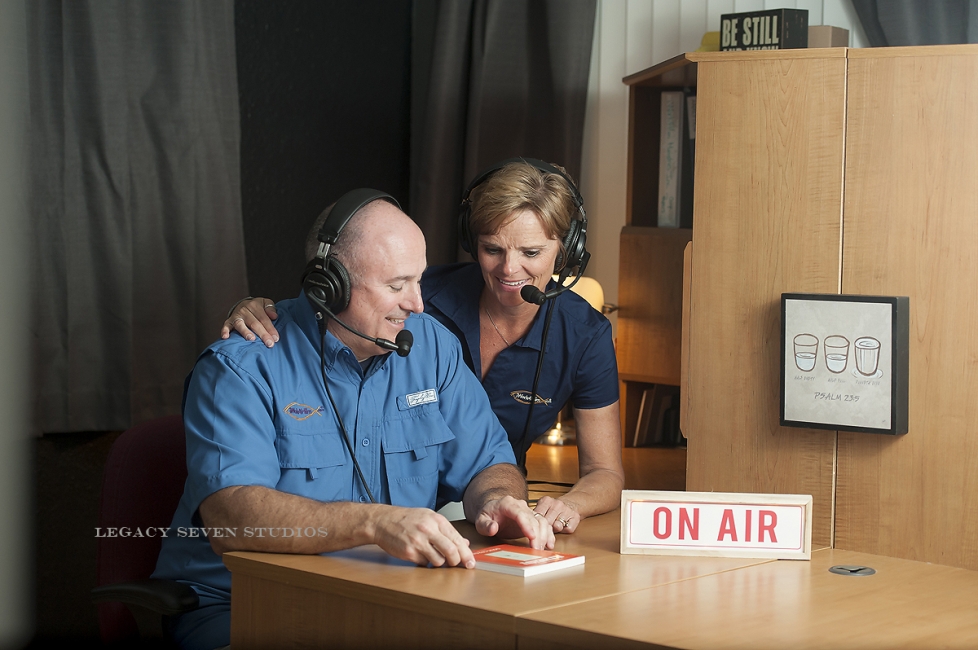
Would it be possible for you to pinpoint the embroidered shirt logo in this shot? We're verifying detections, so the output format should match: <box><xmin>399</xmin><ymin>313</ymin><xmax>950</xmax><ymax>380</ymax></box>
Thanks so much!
<box><xmin>405</xmin><ymin>389</ymin><xmax>438</xmax><ymax>407</ymax></box>
<box><xmin>510</xmin><ymin>390</ymin><xmax>552</xmax><ymax>406</ymax></box>
<box><xmin>283</xmin><ymin>402</ymin><xmax>323</xmax><ymax>421</ymax></box>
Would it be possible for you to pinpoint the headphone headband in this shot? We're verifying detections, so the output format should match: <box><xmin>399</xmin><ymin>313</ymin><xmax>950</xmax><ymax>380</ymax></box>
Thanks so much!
<box><xmin>316</xmin><ymin>188</ymin><xmax>400</xmax><ymax>248</ymax></box>
<box><xmin>460</xmin><ymin>157</ymin><xmax>585</xmax><ymax>219</ymax></box>
<box><xmin>304</xmin><ymin>188</ymin><xmax>400</xmax><ymax>316</ymax></box>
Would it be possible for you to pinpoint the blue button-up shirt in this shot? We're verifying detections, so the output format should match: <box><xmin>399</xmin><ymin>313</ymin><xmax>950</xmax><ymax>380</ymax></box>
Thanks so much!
<box><xmin>154</xmin><ymin>291</ymin><xmax>515</xmax><ymax>600</ymax></box>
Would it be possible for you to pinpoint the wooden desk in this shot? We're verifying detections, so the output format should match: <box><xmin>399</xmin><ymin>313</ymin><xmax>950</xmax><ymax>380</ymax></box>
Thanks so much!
<box><xmin>518</xmin><ymin>548</ymin><xmax>978</xmax><ymax>649</ymax></box>
<box><xmin>225</xmin><ymin>510</ymin><xmax>766</xmax><ymax>649</ymax></box>
<box><xmin>226</xmin><ymin>508</ymin><xmax>978</xmax><ymax>649</ymax></box>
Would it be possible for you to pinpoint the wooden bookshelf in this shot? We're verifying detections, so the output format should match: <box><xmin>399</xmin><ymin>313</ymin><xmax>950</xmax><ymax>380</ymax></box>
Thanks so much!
<box><xmin>617</xmin><ymin>54</ymin><xmax>696</xmax><ymax>447</ymax></box>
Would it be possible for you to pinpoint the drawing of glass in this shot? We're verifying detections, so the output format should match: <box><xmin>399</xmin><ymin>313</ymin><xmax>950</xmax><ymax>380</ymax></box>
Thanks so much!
<box><xmin>854</xmin><ymin>337</ymin><xmax>881</xmax><ymax>376</ymax></box>
<box><xmin>793</xmin><ymin>334</ymin><xmax>818</xmax><ymax>372</ymax></box>
<box><xmin>824</xmin><ymin>335</ymin><xmax>849</xmax><ymax>373</ymax></box>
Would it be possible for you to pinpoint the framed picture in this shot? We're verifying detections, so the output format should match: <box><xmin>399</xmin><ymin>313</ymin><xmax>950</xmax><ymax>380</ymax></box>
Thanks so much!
<box><xmin>780</xmin><ymin>294</ymin><xmax>909</xmax><ymax>435</ymax></box>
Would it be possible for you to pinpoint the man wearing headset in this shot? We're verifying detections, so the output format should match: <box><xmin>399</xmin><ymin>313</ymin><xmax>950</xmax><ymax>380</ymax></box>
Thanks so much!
<box><xmin>153</xmin><ymin>193</ymin><xmax>553</xmax><ymax>650</ymax></box>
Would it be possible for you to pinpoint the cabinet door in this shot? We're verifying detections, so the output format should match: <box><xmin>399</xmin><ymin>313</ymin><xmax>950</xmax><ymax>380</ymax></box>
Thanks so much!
<box><xmin>685</xmin><ymin>52</ymin><xmax>846</xmax><ymax>548</ymax></box>
<box><xmin>836</xmin><ymin>46</ymin><xmax>978</xmax><ymax>570</ymax></box>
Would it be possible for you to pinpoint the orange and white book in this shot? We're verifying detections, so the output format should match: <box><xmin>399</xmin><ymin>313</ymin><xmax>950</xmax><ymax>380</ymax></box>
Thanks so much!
<box><xmin>472</xmin><ymin>544</ymin><xmax>585</xmax><ymax>577</ymax></box>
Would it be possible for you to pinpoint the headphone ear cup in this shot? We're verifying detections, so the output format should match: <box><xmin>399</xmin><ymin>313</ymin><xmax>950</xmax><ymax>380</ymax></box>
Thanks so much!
<box><xmin>325</xmin><ymin>258</ymin><xmax>352</xmax><ymax>313</ymax></box>
<box><xmin>555</xmin><ymin>218</ymin><xmax>586</xmax><ymax>273</ymax></box>
<box><xmin>302</xmin><ymin>257</ymin><xmax>352</xmax><ymax>314</ymax></box>
<box><xmin>457</xmin><ymin>202</ymin><xmax>474</xmax><ymax>255</ymax></box>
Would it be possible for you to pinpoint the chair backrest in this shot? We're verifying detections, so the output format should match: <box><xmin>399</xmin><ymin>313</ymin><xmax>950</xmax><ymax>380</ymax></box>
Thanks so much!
<box><xmin>95</xmin><ymin>415</ymin><xmax>187</xmax><ymax>642</ymax></box>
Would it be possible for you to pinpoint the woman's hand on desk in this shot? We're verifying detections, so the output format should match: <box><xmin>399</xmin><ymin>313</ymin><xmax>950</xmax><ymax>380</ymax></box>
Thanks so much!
<box><xmin>533</xmin><ymin>496</ymin><xmax>581</xmax><ymax>534</ymax></box>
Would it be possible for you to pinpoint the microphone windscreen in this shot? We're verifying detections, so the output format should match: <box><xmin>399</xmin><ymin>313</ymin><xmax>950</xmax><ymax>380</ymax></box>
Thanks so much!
<box><xmin>394</xmin><ymin>329</ymin><xmax>413</xmax><ymax>357</ymax></box>
<box><xmin>520</xmin><ymin>284</ymin><xmax>546</xmax><ymax>305</ymax></box>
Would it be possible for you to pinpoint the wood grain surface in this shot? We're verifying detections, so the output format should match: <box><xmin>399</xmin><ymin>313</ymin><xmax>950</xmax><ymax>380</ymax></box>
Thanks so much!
<box><xmin>683</xmin><ymin>52</ymin><xmax>845</xmax><ymax>548</ymax></box>
<box><xmin>835</xmin><ymin>44</ymin><xmax>978</xmax><ymax>570</ymax></box>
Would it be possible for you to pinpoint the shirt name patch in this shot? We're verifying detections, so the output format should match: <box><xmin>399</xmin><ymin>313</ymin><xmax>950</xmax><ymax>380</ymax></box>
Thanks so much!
<box><xmin>405</xmin><ymin>389</ymin><xmax>438</xmax><ymax>407</ymax></box>
<box><xmin>510</xmin><ymin>390</ymin><xmax>552</xmax><ymax>406</ymax></box>
<box><xmin>283</xmin><ymin>402</ymin><xmax>323</xmax><ymax>421</ymax></box>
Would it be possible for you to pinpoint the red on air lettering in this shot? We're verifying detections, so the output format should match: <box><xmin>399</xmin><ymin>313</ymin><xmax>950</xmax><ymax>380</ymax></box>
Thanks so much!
<box><xmin>759</xmin><ymin>510</ymin><xmax>778</xmax><ymax>542</ymax></box>
<box><xmin>717</xmin><ymin>508</ymin><xmax>780</xmax><ymax>543</ymax></box>
<box><xmin>718</xmin><ymin>509</ymin><xmax>738</xmax><ymax>541</ymax></box>
<box><xmin>653</xmin><ymin>507</ymin><xmax>672</xmax><ymax>539</ymax></box>
<box><xmin>679</xmin><ymin>507</ymin><xmax>699</xmax><ymax>540</ymax></box>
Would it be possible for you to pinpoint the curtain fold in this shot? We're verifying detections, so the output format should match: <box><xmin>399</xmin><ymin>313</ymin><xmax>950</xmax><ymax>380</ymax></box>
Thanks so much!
<box><xmin>29</xmin><ymin>0</ymin><xmax>248</xmax><ymax>432</ymax></box>
<box><xmin>410</xmin><ymin>0</ymin><xmax>597</xmax><ymax>266</ymax></box>
<box><xmin>851</xmin><ymin>0</ymin><xmax>978</xmax><ymax>46</ymax></box>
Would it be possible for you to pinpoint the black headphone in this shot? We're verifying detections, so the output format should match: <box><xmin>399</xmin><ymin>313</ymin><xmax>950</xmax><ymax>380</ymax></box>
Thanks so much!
<box><xmin>302</xmin><ymin>188</ymin><xmax>400</xmax><ymax>316</ymax></box>
<box><xmin>457</xmin><ymin>157</ymin><xmax>588</xmax><ymax>274</ymax></box>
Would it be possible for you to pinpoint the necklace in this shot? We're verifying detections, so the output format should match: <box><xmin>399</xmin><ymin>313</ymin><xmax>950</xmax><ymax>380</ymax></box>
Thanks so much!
<box><xmin>484</xmin><ymin>306</ymin><xmax>512</xmax><ymax>347</ymax></box>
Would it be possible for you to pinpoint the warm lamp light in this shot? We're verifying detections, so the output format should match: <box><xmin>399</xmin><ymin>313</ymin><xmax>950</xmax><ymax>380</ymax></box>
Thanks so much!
<box><xmin>552</xmin><ymin>274</ymin><xmax>617</xmax><ymax>315</ymax></box>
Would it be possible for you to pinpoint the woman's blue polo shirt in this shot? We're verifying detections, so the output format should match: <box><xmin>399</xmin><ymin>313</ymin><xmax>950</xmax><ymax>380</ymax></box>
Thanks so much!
<box><xmin>422</xmin><ymin>263</ymin><xmax>619</xmax><ymax>461</ymax></box>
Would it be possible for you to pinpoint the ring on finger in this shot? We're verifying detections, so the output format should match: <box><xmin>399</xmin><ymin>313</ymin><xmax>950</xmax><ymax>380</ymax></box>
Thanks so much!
<box><xmin>533</xmin><ymin>512</ymin><xmax>546</xmax><ymax>519</ymax></box>
<box><xmin>264</xmin><ymin>303</ymin><xmax>274</xmax><ymax>309</ymax></box>
<box><xmin>231</xmin><ymin>317</ymin><xmax>244</xmax><ymax>325</ymax></box>
<box><xmin>557</xmin><ymin>517</ymin><xmax>570</xmax><ymax>527</ymax></box>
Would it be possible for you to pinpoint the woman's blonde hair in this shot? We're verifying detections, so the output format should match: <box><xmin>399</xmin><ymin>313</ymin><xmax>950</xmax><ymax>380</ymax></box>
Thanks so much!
<box><xmin>467</xmin><ymin>161</ymin><xmax>579</xmax><ymax>260</ymax></box>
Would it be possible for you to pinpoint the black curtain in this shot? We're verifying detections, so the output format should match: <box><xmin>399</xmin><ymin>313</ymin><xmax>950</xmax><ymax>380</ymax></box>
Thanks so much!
<box><xmin>29</xmin><ymin>1</ymin><xmax>249</xmax><ymax>432</ymax></box>
<box><xmin>411</xmin><ymin>0</ymin><xmax>597</xmax><ymax>266</ymax></box>
<box><xmin>851</xmin><ymin>0</ymin><xmax>978</xmax><ymax>46</ymax></box>
<box><xmin>235</xmin><ymin>1</ymin><xmax>412</xmax><ymax>301</ymax></box>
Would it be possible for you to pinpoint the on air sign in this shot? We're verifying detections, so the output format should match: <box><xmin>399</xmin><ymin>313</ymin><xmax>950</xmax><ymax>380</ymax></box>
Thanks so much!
<box><xmin>621</xmin><ymin>490</ymin><xmax>812</xmax><ymax>560</ymax></box>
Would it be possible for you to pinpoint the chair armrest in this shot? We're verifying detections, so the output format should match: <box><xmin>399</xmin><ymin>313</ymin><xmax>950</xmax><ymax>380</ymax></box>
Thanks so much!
<box><xmin>92</xmin><ymin>578</ymin><xmax>199</xmax><ymax>616</ymax></box>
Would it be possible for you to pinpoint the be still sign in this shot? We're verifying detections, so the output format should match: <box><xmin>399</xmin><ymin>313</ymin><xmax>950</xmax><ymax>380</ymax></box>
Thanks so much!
<box><xmin>720</xmin><ymin>9</ymin><xmax>808</xmax><ymax>51</ymax></box>
<box><xmin>621</xmin><ymin>491</ymin><xmax>812</xmax><ymax>560</ymax></box>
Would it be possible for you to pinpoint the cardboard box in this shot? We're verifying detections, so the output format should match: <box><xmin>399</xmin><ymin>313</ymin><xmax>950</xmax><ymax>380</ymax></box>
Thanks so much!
<box><xmin>720</xmin><ymin>9</ymin><xmax>808</xmax><ymax>51</ymax></box>
<box><xmin>808</xmin><ymin>25</ymin><xmax>849</xmax><ymax>48</ymax></box>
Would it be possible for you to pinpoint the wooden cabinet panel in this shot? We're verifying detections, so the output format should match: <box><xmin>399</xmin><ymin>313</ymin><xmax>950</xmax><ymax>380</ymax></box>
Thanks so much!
<box><xmin>836</xmin><ymin>47</ymin><xmax>978</xmax><ymax>569</ymax></box>
<box><xmin>617</xmin><ymin>227</ymin><xmax>691</xmax><ymax>385</ymax></box>
<box><xmin>684</xmin><ymin>54</ymin><xmax>846</xmax><ymax>548</ymax></box>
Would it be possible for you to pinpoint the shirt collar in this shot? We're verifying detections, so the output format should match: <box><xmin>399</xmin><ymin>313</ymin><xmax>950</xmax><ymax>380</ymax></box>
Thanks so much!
<box><xmin>293</xmin><ymin>290</ymin><xmax>391</xmax><ymax>373</ymax></box>
<box><xmin>424</xmin><ymin>263</ymin><xmax>559</xmax><ymax>354</ymax></box>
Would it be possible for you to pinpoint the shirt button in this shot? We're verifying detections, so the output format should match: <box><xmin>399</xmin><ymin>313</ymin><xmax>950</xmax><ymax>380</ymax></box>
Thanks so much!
<box><xmin>359</xmin><ymin>496</ymin><xmax>367</xmax><ymax>503</ymax></box>
<box><xmin>361</xmin><ymin>438</ymin><xmax>369</xmax><ymax>447</ymax></box>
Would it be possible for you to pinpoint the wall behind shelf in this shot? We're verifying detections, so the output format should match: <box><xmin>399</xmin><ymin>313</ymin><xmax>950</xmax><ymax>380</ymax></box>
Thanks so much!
<box><xmin>580</xmin><ymin>0</ymin><xmax>867</xmax><ymax>338</ymax></box>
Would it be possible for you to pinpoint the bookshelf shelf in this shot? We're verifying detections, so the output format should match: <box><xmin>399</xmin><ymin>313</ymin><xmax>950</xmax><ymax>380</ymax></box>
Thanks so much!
<box><xmin>617</xmin><ymin>54</ymin><xmax>698</xmax><ymax>448</ymax></box>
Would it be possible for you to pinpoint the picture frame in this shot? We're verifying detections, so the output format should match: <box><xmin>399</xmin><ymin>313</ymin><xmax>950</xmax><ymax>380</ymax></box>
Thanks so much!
<box><xmin>780</xmin><ymin>293</ymin><xmax>909</xmax><ymax>435</ymax></box>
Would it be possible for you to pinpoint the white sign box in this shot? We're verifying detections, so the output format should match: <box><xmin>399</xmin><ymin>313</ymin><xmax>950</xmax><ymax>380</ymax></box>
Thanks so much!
<box><xmin>620</xmin><ymin>490</ymin><xmax>812</xmax><ymax>560</ymax></box>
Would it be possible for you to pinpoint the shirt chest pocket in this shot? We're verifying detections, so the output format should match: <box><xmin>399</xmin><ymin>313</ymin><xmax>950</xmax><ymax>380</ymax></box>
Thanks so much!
<box><xmin>381</xmin><ymin>406</ymin><xmax>455</xmax><ymax>508</ymax></box>
<box><xmin>274</xmin><ymin>431</ymin><xmax>350</xmax><ymax>500</ymax></box>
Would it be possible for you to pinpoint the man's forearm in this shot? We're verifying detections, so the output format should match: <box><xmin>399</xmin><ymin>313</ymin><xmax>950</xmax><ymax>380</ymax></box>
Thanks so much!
<box><xmin>461</xmin><ymin>463</ymin><xmax>527</xmax><ymax>521</ymax></box>
<box><xmin>199</xmin><ymin>485</ymin><xmax>385</xmax><ymax>555</ymax></box>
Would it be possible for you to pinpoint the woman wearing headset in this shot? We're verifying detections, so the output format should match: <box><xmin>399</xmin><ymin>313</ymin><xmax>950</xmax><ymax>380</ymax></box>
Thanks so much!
<box><xmin>223</xmin><ymin>160</ymin><xmax>624</xmax><ymax>534</ymax></box>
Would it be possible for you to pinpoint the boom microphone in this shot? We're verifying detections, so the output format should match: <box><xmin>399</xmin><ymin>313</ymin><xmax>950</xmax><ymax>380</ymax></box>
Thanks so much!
<box><xmin>520</xmin><ymin>251</ymin><xmax>591</xmax><ymax>305</ymax></box>
<box><xmin>392</xmin><ymin>330</ymin><xmax>413</xmax><ymax>357</ymax></box>
<box><xmin>316</xmin><ymin>308</ymin><xmax>414</xmax><ymax>357</ymax></box>
<box><xmin>520</xmin><ymin>271</ymin><xmax>586</xmax><ymax>305</ymax></box>
<box><xmin>519</xmin><ymin>284</ymin><xmax>550</xmax><ymax>305</ymax></box>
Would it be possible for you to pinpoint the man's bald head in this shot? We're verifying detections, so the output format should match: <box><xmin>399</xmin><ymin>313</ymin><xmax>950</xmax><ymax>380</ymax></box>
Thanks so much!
<box><xmin>343</xmin><ymin>201</ymin><xmax>425</xmax><ymax>283</ymax></box>
<box><xmin>305</xmin><ymin>198</ymin><xmax>423</xmax><ymax>285</ymax></box>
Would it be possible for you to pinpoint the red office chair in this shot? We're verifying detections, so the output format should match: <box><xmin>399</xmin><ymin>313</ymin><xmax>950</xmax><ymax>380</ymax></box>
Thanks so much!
<box><xmin>91</xmin><ymin>415</ymin><xmax>199</xmax><ymax>643</ymax></box>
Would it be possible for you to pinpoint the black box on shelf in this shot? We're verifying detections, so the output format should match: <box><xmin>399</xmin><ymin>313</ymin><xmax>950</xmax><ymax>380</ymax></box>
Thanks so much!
<box><xmin>720</xmin><ymin>9</ymin><xmax>808</xmax><ymax>51</ymax></box>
